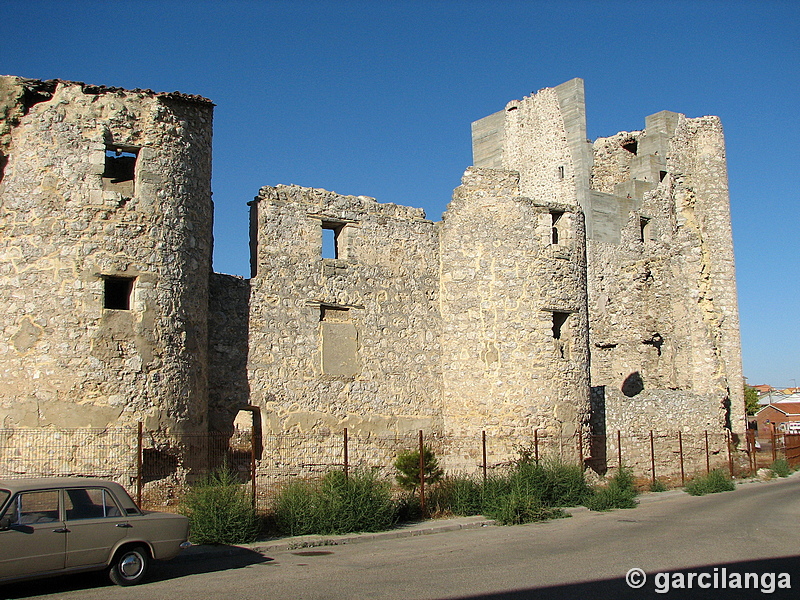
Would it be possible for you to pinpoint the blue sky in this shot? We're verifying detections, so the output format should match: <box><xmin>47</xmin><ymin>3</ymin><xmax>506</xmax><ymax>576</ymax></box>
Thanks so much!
<box><xmin>2</xmin><ymin>0</ymin><xmax>798</xmax><ymax>387</ymax></box>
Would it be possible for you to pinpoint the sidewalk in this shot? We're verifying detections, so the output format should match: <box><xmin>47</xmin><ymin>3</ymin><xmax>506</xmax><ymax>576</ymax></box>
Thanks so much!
<box><xmin>179</xmin><ymin>515</ymin><xmax>497</xmax><ymax>560</ymax></box>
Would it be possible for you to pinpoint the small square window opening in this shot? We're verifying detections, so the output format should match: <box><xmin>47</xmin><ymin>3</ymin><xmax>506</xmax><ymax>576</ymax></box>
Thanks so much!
<box><xmin>102</xmin><ymin>146</ymin><xmax>138</xmax><ymax>196</ymax></box>
<box><xmin>103</xmin><ymin>276</ymin><xmax>135</xmax><ymax>310</ymax></box>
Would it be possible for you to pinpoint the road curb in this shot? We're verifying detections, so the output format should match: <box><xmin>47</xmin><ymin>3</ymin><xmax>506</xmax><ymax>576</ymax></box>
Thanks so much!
<box><xmin>180</xmin><ymin>515</ymin><xmax>497</xmax><ymax>560</ymax></box>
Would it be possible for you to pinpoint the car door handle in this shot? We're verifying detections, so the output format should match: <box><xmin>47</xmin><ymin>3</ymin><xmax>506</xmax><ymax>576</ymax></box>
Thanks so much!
<box><xmin>116</xmin><ymin>523</ymin><xmax>133</xmax><ymax>528</ymax></box>
<box><xmin>52</xmin><ymin>528</ymin><xmax>70</xmax><ymax>533</ymax></box>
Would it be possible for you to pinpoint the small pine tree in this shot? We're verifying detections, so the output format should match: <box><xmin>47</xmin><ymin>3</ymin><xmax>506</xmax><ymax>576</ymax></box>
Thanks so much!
<box><xmin>394</xmin><ymin>446</ymin><xmax>443</xmax><ymax>491</ymax></box>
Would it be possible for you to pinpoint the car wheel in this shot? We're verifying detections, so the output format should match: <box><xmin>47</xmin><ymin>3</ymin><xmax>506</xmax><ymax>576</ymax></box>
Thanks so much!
<box><xmin>108</xmin><ymin>545</ymin><xmax>149</xmax><ymax>586</ymax></box>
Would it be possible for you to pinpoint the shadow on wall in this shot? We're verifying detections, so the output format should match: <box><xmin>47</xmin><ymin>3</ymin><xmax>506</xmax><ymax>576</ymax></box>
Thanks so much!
<box><xmin>622</xmin><ymin>372</ymin><xmax>644</xmax><ymax>398</ymax></box>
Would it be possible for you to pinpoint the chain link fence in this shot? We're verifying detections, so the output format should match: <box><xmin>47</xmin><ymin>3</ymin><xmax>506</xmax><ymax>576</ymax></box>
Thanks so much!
<box><xmin>1</xmin><ymin>426</ymin><xmax>789</xmax><ymax>514</ymax></box>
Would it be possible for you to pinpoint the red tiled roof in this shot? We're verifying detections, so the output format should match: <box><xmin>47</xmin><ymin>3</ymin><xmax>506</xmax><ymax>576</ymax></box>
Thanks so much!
<box><xmin>757</xmin><ymin>402</ymin><xmax>800</xmax><ymax>416</ymax></box>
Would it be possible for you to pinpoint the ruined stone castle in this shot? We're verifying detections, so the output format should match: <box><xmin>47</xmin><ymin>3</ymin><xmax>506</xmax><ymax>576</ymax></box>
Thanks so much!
<box><xmin>0</xmin><ymin>75</ymin><xmax>744</xmax><ymax>472</ymax></box>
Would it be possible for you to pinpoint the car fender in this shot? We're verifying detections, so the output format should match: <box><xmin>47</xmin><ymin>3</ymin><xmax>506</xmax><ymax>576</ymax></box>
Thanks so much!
<box><xmin>105</xmin><ymin>538</ymin><xmax>155</xmax><ymax>566</ymax></box>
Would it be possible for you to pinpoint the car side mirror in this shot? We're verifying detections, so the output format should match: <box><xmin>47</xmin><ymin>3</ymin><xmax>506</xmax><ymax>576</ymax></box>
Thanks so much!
<box><xmin>0</xmin><ymin>516</ymin><xmax>10</xmax><ymax>531</ymax></box>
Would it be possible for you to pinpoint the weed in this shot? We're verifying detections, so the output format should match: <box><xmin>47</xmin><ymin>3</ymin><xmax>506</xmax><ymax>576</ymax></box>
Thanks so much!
<box><xmin>649</xmin><ymin>479</ymin><xmax>668</xmax><ymax>492</ymax></box>
<box><xmin>769</xmin><ymin>458</ymin><xmax>792</xmax><ymax>478</ymax></box>
<box><xmin>180</xmin><ymin>468</ymin><xmax>260</xmax><ymax>545</ymax></box>
<box><xmin>272</xmin><ymin>469</ymin><xmax>397</xmax><ymax>536</ymax></box>
<box><xmin>685</xmin><ymin>469</ymin><xmax>735</xmax><ymax>496</ymax></box>
<box><xmin>585</xmin><ymin>467</ymin><xmax>638</xmax><ymax>511</ymax></box>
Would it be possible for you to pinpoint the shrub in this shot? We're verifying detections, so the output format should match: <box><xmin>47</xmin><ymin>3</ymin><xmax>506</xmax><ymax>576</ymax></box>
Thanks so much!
<box><xmin>511</xmin><ymin>459</ymin><xmax>591</xmax><ymax>507</ymax></box>
<box><xmin>181</xmin><ymin>468</ymin><xmax>261</xmax><ymax>545</ymax></box>
<box><xmin>770</xmin><ymin>458</ymin><xmax>792</xmax><ymax>478</ymax></box>
<box><xmin>427</xmin><ymin>474</ymin><xmax>483</xmax><ymax>517</ymax></box>
<box><xmin>394</xmin><ymin>446</ymin><xmax>444</xmax><ymax>491</ymax></box>
<box><xmin>482</xmin><ymin>487</ymin><xmax>565</xmax><ymax>525</ymax></box>
<box><xmin>272</xmin><ymin>479</ymin><xmax>321</xmax><ymax>536</ymax></box>
<box><xmin>685</xmin><ymin>469</ymin><xmax>735</xmax><ymax>496</ymax></box>
<box><xmin>273</xmin><ymin>470</ymin><xmax>397</xmax><ymax>536</ymax></box>
<box><xmin>585</xmin><ymin>467</ymin><xmax>638</xmax><ymax>511</ymax></box>
<box><xmin>649</xmin><ymin>479</ymin><xmax>668</xmax><ymax>492</ymax></box>
<box><xmin>473</xmin><ymin>456</ymin><xmax>589</xmax><ymax>525</ymax></box>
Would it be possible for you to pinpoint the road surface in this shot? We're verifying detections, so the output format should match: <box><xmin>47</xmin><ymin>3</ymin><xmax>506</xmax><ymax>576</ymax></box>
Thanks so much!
<box><xmin>3</xmin><ymin>475</ymin><xmax>799</xmax><ymax>599</ymax></box>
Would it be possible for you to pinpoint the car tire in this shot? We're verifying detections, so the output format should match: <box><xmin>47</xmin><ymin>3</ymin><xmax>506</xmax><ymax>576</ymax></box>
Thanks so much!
<box><xmin>108</xmin><ymin>545</ymin><xmax>149</xmax><ymax>586</ymax></box>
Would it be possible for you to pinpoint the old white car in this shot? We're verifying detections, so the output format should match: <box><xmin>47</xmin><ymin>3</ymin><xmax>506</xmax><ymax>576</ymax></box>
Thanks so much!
<box><xmin>0</xmin><ymin>477</ymin><xmax>190</xmax><ymax>586</ymax></box>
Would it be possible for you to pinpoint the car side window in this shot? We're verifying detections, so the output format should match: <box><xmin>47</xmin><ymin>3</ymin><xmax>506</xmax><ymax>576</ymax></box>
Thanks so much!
<box><xmin>65</xmin><ymin>488</ymin><xmax>122</xmax><ymax>520</ymax></box>
<box><xmin>5</xmin><ymin>491</ymin><xmax>60</xmax><ymax>525</ymax></box>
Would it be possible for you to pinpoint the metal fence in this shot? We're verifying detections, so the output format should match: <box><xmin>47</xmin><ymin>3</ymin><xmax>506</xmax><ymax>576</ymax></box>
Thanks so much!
<box><xmin>0</xmin><ymin>426</ymin><xmax>792</xmax><ymax>514</ymax></box>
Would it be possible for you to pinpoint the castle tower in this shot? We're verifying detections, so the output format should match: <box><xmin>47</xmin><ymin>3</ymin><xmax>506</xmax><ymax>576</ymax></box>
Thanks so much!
<box><xmin>472</xmin><ymin>79</ymin><xmax>745</xmax><ymax>472</ymax></box>
<box><xmin>0</xmin><ymin>77</ymin><xmax>214</xmax><ymax>436</ymax></box>
<box><xmin>439</xmin><ymin>167</ymin><xmax>591</xmax><ymax>462</ymax></box>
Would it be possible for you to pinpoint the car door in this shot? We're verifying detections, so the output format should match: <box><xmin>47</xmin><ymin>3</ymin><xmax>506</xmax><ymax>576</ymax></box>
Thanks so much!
<box><xmin>63</xmin><ymin>487</ymin><xmax>130</xmax><ymax>568</ymax></box>
<box><xmin>0</xmin><ymin>489</ymin><xmax>66</xmax><ymax>579</ymax></box>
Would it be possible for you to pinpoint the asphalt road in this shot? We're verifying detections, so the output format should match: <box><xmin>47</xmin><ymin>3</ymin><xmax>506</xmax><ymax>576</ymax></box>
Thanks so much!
<box><xmin>3</xmin><ymin>475</ymin><xmax>799</xmax><ymax>600</ymax></box>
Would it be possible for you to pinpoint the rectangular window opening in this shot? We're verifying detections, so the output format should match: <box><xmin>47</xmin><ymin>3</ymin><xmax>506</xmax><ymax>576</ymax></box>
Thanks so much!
<box><xmin>322</xmin><ymin>222</ymin><xmax>343</xmax><ymax>259</ymax></box>
<box><xmin>103</xmin><ymin>276</ymin><xmax>135</xmax><ymax>310</ymax></box>
<box><xmin>320</xmin><ymin>305</ymin><xmax>350</xmax><ymax>322</ymax></box>
<box><xmin>552</xmin><ymin>311</ymin><xmax>569</xmax><ymax>340</ymax></box>
<box><xmin>557</xmin><ymin>165</ymin><xmax>565</xmax><ymax>179</ymax></box>
<box><xmin>552</xmin><ymin>311</ymin><xmax>570</xmax><ymax>359</ymax></box>
<box><xmin>550</xmin><ymin>211</ymin><xmax>564</xmax><ymax>245</ymax></box>
<box><xmin>639</xmin><ymin>217</ymin><xmax>651</xmax><ymax>243</ymax></box>
<box><xmin>102</xmin><ymin>145</ymin><xmax>138</xmax><ymax>196</ymax></box>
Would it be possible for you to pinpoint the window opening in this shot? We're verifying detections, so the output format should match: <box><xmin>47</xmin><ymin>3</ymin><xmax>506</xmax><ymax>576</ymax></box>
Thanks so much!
<box><xmin>659</xmin><ymin>170</ymin><xmax>668</xmax><ymax>182</ymax></box>
<box><xmin>550</xmin><ymin>211</ymin><xmax>564</xmax><ymax>245</ymax></box>
<box><xmin>102</xmin><ymin>146</ymin><xmax>138</xmax><ymax>196</ymax></box>
<box><xmin>320</xmin><ymin>305</ymin><xmax>350</xmax><ymax>322</ymax></box>
<box><xmin>639</xmin><ymin>217</ymin><xmax>651</xmax><ymax>243</ymax></box>
<box><xmin>320</xmin><ymin>304</ymin><xmax>359</xmax><ymax>376</ymax></box>
<box><xmin>322</xmin><ymin>222</ymin><xmax>343</xmax><ymax>259</ymax></box>
<box><xmin>552</xmin><ymin>311</ymin><xmax>570</xmax><ymax>359</ymax></box>
<box><xmin>103</xmin><ymin>276</ymin><xmax>134</xmax><ymax>310</ymax></box>
<box><xmin>621</xmin><ymin>139</ymin><xmax>638</xmax><ymax>155</ymax></box>
<box><xmin>557</xmin><ymin>165</ymin><xmax>565</xmax><ymax>179</ymax></box>
<box><xmin>552</xmin><ymin>312</ymin><xmax>568</xmax><ymax>340</ymax></box>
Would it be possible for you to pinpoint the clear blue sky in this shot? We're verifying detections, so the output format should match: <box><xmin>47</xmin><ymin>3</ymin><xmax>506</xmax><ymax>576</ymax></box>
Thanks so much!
<box><xmin>2</xmin><ymin>0</ymin><xmax>798</xmax><ymax>388</ymax></box>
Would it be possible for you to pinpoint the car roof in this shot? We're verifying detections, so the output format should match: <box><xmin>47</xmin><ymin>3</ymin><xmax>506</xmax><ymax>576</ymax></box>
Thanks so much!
<box><xmin>0</xmin><ymin>477</ymin><xmax>130</xmax><ymax>496</ymax></box>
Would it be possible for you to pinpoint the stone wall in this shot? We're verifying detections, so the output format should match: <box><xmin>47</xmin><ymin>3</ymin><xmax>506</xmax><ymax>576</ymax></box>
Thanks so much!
<box><xmin>587</xmin><ymin>113</ymin><xmax>745</xmax><ymax>444</ymax></box>
<box><xmin>208</xmin><ymin>273</ymin><xmax>251</xmax><ymax>432</ymax></box>
<box><xmin>0</xmin><ymin>75</ymin><xmax>745</xmax><ymax>480</ymax></box>
<box><xmin>246</xmin><ymin>185</ymin><xmax>442</xmax><ymax>437</ymax></box>
<box><xmin>439</xmin><ymin>167</ymin><xmax>590</xmax><ymax>461</ymax></box>
<box><xmin>0</xmin><ymin>77</ymin><xmax>213</xmax><ymax>435</ymax></box>
<box><xmin>470</xmin><ymin>80</ymin><xmax>745</xmax><ymax>471</ymax></box>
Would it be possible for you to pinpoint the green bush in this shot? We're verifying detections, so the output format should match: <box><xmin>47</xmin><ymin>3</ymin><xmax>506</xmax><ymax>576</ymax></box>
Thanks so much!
<box><xmin>770</xmin><ymin>458</ymin><xmax>792</xmax><ymax>478</ymax></box>
<box><xmin>511</xmin><ymin>459</ymin><xmax>592</xmax><ymax>507</ymax></box>
<box><xmin>410</xmin><ymin>455</ymin><xmax>589</xmax><ymax>526</ymax></box>
<box><xmin>649</xmin><ymin>479</ymin><xmax>668</xmax><ymax>492</ymax></box>
<box><xmin>685</xmin><ymin>469</ymin><xmax>735</xmax><ymax>496</ymax></box>
<box><xmin>427</xmin><ymin>474</ymin><xmax>483</xmax><ymax>517</ymax></box>
<box><xmin>181</xmin><ymin>469</ymin><xmax>261</xmax><ymax>545</ymax></box>
<box><xmin>482</xmin><ymin>487</ymin><xmax>565</xmax><ymax>525</ymax></box>
<box><xmin>585</xmin><ymin>467</ymin><xmax>638</xmax><ymax>511</ymax></box>
<box><xmin>394</xmin><ymin>446</ymin><xmax>444</xmax><ymax>491</ymax></box>
<box><xmin>273</xmin><ymin>470</ymin><xmax>397</xmax><ymax>536</ymax></box>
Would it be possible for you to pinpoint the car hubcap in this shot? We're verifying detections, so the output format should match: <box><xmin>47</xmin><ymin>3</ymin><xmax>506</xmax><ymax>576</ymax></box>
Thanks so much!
<box><xmin>120</xmin><ymin>553</ymin><xmax>143</xmax><ymax>578</ymax></box>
